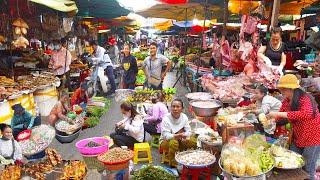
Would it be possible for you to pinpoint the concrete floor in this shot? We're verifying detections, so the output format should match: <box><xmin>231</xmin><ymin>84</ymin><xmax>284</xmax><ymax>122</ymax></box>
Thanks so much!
<box><xmin>49</xmin><ymin>71</ymin><xmax>192</xmax><ymax>179</ymax></box>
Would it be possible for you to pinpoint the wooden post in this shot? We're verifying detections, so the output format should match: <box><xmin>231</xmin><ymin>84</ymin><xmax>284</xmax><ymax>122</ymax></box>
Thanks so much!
<box><xmin>270</xmin><ymin>0</ymin><xmax>280</xmax><ymax>28</ymax></box>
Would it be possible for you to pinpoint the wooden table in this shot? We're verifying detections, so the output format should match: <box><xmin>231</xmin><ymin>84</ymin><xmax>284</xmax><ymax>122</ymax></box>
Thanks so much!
<box><xmin>269</xmin><ymin>168</ymin><xmax>309</xmax><ymax>180</ymax></box>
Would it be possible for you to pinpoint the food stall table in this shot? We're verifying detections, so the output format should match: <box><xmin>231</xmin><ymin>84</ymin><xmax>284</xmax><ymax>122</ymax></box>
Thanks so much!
<box><xmin>269</xmin><ymin>168</ymin><xmax>309</xmax><ymax>180</ymax></box>
<box><xmin>220</xmin><ymin>123</ymin><xmax>255</xmax><ymax>144</ymax></box>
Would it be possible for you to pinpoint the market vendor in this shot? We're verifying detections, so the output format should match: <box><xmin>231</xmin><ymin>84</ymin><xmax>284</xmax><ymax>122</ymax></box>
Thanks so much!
<box><xmin>0</xmin><ymin>124</ymin><xmax>23</xmax><ymax>165</ymax></box>
<box><xmin>11</xmin><ymin>104</ymin><xmax>41</xmax><ymax>139</ymax></box>
<box><xmin>121</xmin><ymin>44</ymin><xmax>138</xmax><ymax>89</ymax></box>
<box><xmin>258</xmin><ymin>27</ymin><xmax>286</xmax><ymax>73</ymax></box>
<box><xmin>48</xmin><ymin>38</ymin><xmax>72</xmax><ymax>78</ymax></box>
<box><xmin>110</xmin><ymin>102</ymin><xmax>144</xmax><ymax>148</ymax></box>
<box><xmin>48</xmin><ymin>91</ymin><xmax>73</xmax><ymax>126</ymax></box>
<box><xmin>143</xmin><ymin>92</ymin><xmax>168</xmax><ymax>136</ymax></box>
<box><xmin>253</xmin><ymin>84</ymin><xmax>282</xmax><ymax>114</ymax></box>
<box><xmin>268</xmin><ymin>74</ymin><xmax>320</xmax><ymax>179</ymax></box>
<box><xmin>71</xmin><ymin>83</ymin><xmax>89</xmax><ymax>110</ymax></box>
<box><xmin>160</xmin><ymin>99</ymin><xmax>197</xmax><ymax>167</ymax></box>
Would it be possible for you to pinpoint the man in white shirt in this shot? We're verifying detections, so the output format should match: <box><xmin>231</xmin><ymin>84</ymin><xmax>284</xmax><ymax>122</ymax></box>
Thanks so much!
<box><xmin>160</xmin><ymin>99</ymin><xmax>196</xmax><ymax>167</ymax></box>
<box><xmin>90</xmin><ymin>40</ymin><xmax>116</xmax><ymax>95</ymax></box>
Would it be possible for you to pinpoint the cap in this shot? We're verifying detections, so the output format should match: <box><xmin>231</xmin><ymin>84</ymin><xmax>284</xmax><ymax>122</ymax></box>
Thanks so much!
<box><xmin>11</xmin><ymin>104</ymin><xmax>25</xmax><ymax>112</ymax></box>
<box><xmin>277</xmin><ymin>74</ymin><xmax>300</xmax><ymax>89</ymax></box>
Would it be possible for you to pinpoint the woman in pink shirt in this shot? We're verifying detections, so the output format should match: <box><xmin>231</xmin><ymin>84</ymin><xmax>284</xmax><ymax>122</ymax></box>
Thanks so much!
<box><xmin>144</xmin><ymin>92</ymin><xmax>168</xmax><ymax>135</ymax></box>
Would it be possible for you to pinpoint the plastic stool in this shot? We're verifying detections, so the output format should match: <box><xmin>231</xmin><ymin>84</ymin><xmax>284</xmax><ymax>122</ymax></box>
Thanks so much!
<box><xmin>181</xmin><ymin>166</ymin><xmax>211</xmax><ymax>180</ymax></box>
<box><xmin>133</xmin><ymin>143</ymin><xmax>152</xmax><ymax>164</ymax></box>
<box><xmin>150</xmin><ymin>134</ymin><xmax>160</xmax><ymax>148</ymax></box>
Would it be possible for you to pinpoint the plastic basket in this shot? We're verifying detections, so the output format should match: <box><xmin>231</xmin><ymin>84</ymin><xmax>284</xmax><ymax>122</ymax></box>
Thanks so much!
<box><xmin>104</xmin><ymin>161</ymin><xmax>129</xmax><ymax>171</ymax></box>
<box><xmin>82</xmin><ymin>154</ymin><xmax>105</xmax><ymax>172</ymax></box>
<box><xmin>76</xmin><ymin>137</ymin><xmax>110</xmax><ymax>155</ymax></box>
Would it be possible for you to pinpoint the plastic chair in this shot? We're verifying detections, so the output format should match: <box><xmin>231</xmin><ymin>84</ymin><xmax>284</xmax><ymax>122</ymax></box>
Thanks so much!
<box><xmin>133</xmin><ymin>143</ymin><xmax>152</xmax><ymax>164</ymax></box>
<box><xmin>150</xmin><ymin>134</ymin><xmax>160</xmax><ymax>148</ymax></box>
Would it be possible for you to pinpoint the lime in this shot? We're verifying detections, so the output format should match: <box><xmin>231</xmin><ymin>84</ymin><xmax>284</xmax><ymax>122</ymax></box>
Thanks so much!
<box><xmin>285</xmin><ymin>123</ymin><xmax>292</xmax><ymax>130</ymax></box>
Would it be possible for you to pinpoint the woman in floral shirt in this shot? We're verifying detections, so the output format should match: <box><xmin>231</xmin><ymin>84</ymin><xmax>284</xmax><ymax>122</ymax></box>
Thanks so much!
<box><xmin>269</xmin><ymin>74</ymin><xmax>320</xmax><ymax>180</ymax></box>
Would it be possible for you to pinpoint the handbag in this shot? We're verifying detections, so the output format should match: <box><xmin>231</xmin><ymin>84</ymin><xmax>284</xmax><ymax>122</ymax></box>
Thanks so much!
<box><xmin>147</xmin><ymin>59</ymin><xmax>162</xmax><ymax>86</ymax></box>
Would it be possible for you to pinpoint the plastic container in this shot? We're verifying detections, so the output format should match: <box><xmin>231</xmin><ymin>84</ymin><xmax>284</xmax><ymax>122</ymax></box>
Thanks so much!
<box><xmin>33</xmin><ymin>86</ymin><xmax>58</xmax><ymax>116</ymax></box>
<box><xmin>17</xmin><ymin>130</ymin><xmax>32</xmax><ymax>142</ymax></box>
<box><xmin>76</xmin><ymin>137</ymin><xmax>110</xmax><ymax>155</ymax></box>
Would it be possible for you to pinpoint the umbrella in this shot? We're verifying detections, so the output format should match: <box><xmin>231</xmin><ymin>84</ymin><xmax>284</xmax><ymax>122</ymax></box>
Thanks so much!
<box><xmin>77</xmin><ymin>0</ymin><xmax>130</xmax><ymax>19</ymax></box>
<box><xmin>136</xmin><ymin>3</ymin><xmax>221</xmax><ymax>21</ymax></box>
<box><xmin>29</xmin><ymin>0</ymin><xmax>78</xmax><ymax>12</ymax></box>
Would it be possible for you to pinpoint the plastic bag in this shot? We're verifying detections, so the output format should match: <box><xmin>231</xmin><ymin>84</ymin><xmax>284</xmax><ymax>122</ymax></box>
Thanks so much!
<box><xmin>243</xmin><ymin>134</ymin><xmax>270</xmax><ymax>151</ymax></box>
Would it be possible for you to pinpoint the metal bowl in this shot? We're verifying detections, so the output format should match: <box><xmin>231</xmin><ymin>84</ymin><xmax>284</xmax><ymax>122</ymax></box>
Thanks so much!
<box><xmin>185</xmin><ymin>92</ymin><xmax>214</xmax><ymax>101</ymax></box>
<box><xmin>55</xmin><ymin>129</ymin><xmax>81</xmax><ymax>143</ymax></box>
<box><xmin>190</xmin><ymin>99</ymin><xmax>222</xmax><ymax>117</ymax></box>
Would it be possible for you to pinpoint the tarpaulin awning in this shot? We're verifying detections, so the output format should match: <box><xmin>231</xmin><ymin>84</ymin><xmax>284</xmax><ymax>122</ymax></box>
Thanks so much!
<box><xmin>136</xmin><ymin>3</ymin><xmax>222</xmax><ymax>21</ymax></box>
<box><xmin>29</xmin><ymin>0</ymin><xmax>78</xmax><ymax>12</ymax></box>
<box><xmin>174</xmin><ymin>20</ymin><xmax>215</xmax><ymax>27</ymax></box>
<box><xmin>154</xmin><ymin>20</ymin><xmax>173</xmax><ymax>30</ymax></box>
<box><xmin>77</xmin><ymin>0</ymin><xmax>130</xmax><ymax>19</ymax></box>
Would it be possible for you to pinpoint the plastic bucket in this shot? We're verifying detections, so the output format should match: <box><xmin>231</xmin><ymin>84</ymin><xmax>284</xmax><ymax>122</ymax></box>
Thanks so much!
<box><xmin>34</xmin><ymin>86</ymin><xmax>58</xmax><ymax>116</ymax></box>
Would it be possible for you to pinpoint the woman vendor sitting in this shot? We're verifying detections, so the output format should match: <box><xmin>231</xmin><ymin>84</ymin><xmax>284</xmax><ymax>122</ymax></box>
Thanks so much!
<box><xmin>11</xmin><ymin>104</ymin><xmax>41</xmax><ymax>138</ymax></box>
<box><xmin>71</xmin><ymin>83</ymin><xmax>89</xmax><ymax>110</ymax></box>
<box><xmin>48</xmin><ymin>91</ymin><xmax>73</xmax><ymax>126</ymax></box>
<box><xmin>143</xmin><ymin>92</ymin><xmax>168</xmax><ymax>136</ymax></box>
<box><xmin>268</xmin><ymin>74</ymin><xmax>320</xmax><ymax>180</ymax></box>
<box><xmin>0</xmin><ymin>123</ymin><xmax>23</xmax><ymax>165</ymax></box>
<box><xmin>160</xmin><ymin>99</ymin><xmax>197</xmax><ymax>167</ymax></box>
<box><xmin>110</xmin><ymin>102</ymin><xmax>144</xmax><ymax>148</ymax></box>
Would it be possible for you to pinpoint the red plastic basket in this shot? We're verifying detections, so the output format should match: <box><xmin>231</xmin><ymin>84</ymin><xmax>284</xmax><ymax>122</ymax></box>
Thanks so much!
<box><xmin>97</xmin><ymin>150</ymin><xmax>134</xmax><ymax>165</ymax></box>
<box><xmin>17</xmin><ymin>130</ymin><xmax>32</xmax><ymax>141</ymax></box>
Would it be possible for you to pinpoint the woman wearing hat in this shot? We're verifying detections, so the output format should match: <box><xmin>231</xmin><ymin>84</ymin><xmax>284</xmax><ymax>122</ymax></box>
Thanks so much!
<box><xmin>11</xmin><ymin>104</ymin><xmax>41</xmax><ymax>138</ymax></box>
<box><xmin>268</xmin><ymin>74</ymin><xmax>320</xmax><ymax>179</ymax></box>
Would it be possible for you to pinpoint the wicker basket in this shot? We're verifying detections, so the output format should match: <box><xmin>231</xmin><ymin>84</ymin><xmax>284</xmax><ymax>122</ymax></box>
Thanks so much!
<box><xmin>82</xmin><ymin>154</ymin><xmax>105</xmax><ymax>172</ymax></box>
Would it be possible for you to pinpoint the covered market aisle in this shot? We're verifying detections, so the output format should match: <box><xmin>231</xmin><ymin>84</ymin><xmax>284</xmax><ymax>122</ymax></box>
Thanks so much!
<box><xmin>0</xmin><ymin>0</ymin><xmax>320</xmax><ymax>179</ymax></box>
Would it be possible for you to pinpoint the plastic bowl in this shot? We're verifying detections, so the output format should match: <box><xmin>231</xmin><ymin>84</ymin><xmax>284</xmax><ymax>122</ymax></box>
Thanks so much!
<box><xmin>17</xmin><ymin>130</ymin><xmax>32</xmax><ymax>142</ymax></box>
<box><xmin>76</xmin><ymin>137</ymin><xmax>110</xmax><ymax>155</ymax></box>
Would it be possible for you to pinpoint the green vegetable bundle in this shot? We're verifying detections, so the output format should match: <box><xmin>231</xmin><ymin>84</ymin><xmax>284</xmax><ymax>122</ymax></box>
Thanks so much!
<box><xmin>85</xmin><ymin>117</ymin><xmax>100</xmax><ymax>128</ymax></box>
<box><xmin>133</xmin><ymin>166</ymin><xmax>175</xmax><ymax>180</ymax></box>
<box><xmin>132</xmin><ymin>52</ymin><xmax>148</xmax><ymax>60</ymax></box>
<box><xmin>259</xmin><ymin>151</ymin><xmax>274</xmax><ymax>172</ymax></box>
<box><xmin>136</xmin><ymin>70</ymin><xmax>146</xmax><ymax>85</ymax></box>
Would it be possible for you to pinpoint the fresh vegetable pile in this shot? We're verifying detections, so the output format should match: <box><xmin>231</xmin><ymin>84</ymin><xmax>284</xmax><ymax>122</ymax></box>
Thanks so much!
<box><xmin>270</xmin><ymin>145</ymin><xmax>304</xmax><ymax>169</ymax></box>
<box><xmin>133</xmin><ymin>165</ymin><xmax>175</xmax><ymax>180</ymax></box>
<box><xmin>98</xmin><ymin>147</ymin><xmax>133</xmax><ymax>163</ymax></box>
<box><xmin>84</xmin><ymin>97</ymin><xmax>111</xmax><ymax>128</ymax></box>
<box><xmin>132</xmin><ymin>51</ymin><xmax>148</xmax><ymax>60</ymax></box>
<box><xmin>126</xmin><ymin>88</ymin><xmax>176</xmax><ymax>103</ymax></box>
<box><xmin>221</xmin><ymin>134</ymin><xmax>274</xmax><ymax>177</ymax></box>
<box><xmin>135</xmin><ymin>69</ymin><xmax>145</xmax><ymax>85</ymax></box>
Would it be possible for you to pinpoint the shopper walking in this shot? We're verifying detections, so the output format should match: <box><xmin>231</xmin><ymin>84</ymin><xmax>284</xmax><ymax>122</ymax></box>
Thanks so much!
<box><xmin>142</xmin><ymin>42</ymin><xmax>171</xmax><ymax>90</ymax></box>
